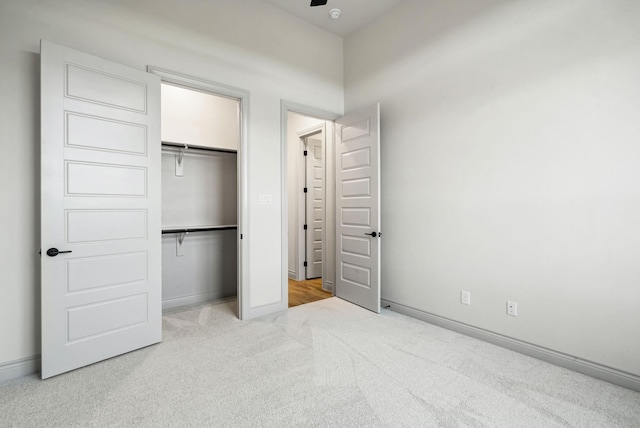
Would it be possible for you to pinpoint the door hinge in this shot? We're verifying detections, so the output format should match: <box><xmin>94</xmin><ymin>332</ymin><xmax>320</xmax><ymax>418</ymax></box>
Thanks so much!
<box><xmin>303</xmin><ymin>150</ymin><xmax>308</xmax><ymax>156</ymax></box>
<box><xmin>303</xmin><ymin>187</ymin><xmax>308</xmax><ymax>193</ymax></box>
<box><xmin>303</xmin><ymin>224</ymin><xmax>308</xmax><ymax>230</ymax></box>
<box><xmin>240</xmin><ymin>234</ymin><xmax>243</xmax><ymax>239</ymax></box>
<box><xmin>304</xmin><ymin>261</ymin><xmax>308</xmax><ymax>267</ymax></box>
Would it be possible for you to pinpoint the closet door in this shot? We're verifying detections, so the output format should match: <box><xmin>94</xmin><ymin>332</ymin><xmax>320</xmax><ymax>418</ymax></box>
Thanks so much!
<box><xmin>40</xmin><ymin>41</ymin><xmax>162</xmax><ymax>378</ymax></box>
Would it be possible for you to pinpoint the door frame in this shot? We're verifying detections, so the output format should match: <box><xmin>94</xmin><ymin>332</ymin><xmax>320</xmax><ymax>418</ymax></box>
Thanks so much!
<box><xmin>148</xmin><ymin>66</ymin><xmax>250</xmax><ymax>320</ymax></box>
<box><xmin>280</xmin><ymin>101</ymin><xmax>340</xmax><ymax>308</ymax></box>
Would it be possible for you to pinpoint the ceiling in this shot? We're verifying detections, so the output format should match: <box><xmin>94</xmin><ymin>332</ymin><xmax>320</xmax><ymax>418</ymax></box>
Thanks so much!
<box><xmin>262</xmin><ymin>0</ymin><xmax>404</xmax><ymax>37</ymax></box>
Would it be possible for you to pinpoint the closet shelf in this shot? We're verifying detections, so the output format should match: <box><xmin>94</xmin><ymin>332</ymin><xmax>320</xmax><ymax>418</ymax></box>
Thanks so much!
<box><xmin>161</xmin><ymin>141</ymin><xmax>237</xmax><ymax>154</ymax></box>
<box><xmin>162</xmin><ymin>225</ymin><xmax>238</xmax><ymax>234</ymax></box>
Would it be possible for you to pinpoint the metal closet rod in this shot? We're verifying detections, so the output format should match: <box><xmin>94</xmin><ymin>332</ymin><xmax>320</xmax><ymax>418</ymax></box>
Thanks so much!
<box><xmin>162</xmin><ymin>226</ymin><xmax>238</xmax><ymax>234</ymax></box>
<box><xmin>161</xmin><ymin>141</ymin><xmax>237</xmax><ymax>154</ymax></box>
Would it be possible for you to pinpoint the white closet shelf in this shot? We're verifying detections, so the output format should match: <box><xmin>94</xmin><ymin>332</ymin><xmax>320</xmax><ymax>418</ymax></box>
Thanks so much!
<box><xmin>162</xmin><ymin>225</ymin><xmax>238</xmax><ymax>234</ymax></box>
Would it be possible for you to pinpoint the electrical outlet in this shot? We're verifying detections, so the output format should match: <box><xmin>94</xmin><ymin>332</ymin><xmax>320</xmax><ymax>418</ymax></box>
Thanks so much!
<box><xmin>460</xmin><ymin>290</ymin><xmax>471</xmax><ymax>305</ymax></box>
<box><xmin>507</xmin><ymin>301</ymin><xmax>518</xmax><ymax>316</ymax></box>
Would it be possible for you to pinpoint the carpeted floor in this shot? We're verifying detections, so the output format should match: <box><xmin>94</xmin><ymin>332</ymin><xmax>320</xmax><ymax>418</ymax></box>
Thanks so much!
<box><xmin>1</xmin><ymin>298</ymin><xmax>639</xmax><ymax>427</ymax></box>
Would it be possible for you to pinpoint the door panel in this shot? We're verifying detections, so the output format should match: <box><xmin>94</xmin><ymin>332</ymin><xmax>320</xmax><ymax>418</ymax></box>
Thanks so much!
<box><xmin>65</xmin><ymin>162</ymin><xmax>147</xmax><ymax>196</ymax></box>
<box><xmin>66</xmin><ymin>210</ymin><xmax>148</xmax><ymax>242</ymax></box>
<box><xmin>66</xmin><ymin>252</ymin><xmax>148</xmax><ymax>292</ymax></box>
<box><xmin>41</xmin><ymin>40</ymin><xmax>161</xmax><ymax>378</ymax></box>
<box><xmin>335</xmin><ymin>104</ymin><xmax>380</xmax><ymax>313</ymax></box>
<box><xmin>66</xmin><ymin>113</ymin><xmax>147</xmax><ymax>154</ymax></box>
<box><xmin>65</xmin><ymin>64</ymin><xmax>148</xmax><ymax>111</ymax></box>
<box><xmin>67</xmin><ymin>294</ymin><xmax>148</xmax><ymax>341</ymax></box>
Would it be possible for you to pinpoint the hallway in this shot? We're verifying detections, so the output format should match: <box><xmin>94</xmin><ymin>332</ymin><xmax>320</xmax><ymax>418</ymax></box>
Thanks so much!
<box><xmin>288</xmin><ymin>278</ymin><xmax>332</xmax><ymax>307</ymax></box>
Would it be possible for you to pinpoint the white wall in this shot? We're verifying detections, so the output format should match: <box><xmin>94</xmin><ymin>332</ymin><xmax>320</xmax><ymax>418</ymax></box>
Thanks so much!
<box><xmin>287</xmin><ymin>112</ymin><xmax>325</xmax><ymax>280</ymax></box>
<box><xmin>345</xmin><ymin>0</ymin><xmax>640</xmax><ymax>376</ymax></box>
<box><xmin>161</xmin><ymin>83</ymin><xmax>240</xmax><ymax>151</ymax></box>
<box><xmin>0</xmin><ymin>0</ymin><xmax>342</xmax><ymax>366</ymax></box>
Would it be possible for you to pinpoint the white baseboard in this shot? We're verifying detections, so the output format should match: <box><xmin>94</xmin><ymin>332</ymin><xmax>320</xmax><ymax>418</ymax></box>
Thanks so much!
<box><xmin>288</xmin><ymin>270</ymin><xmax>297</xmax><ymax>279</ymax></box>
<box><xmin>0</xmin><ymin>356</ymin><xmax>40</xmax><ymax>383</ymax></box>
<box><xmin>244</xmin><ymin>301</ymin><xmax>285</xmax><ymax>320</ymax></box>
<box><xmin>381</xmin><ymin>299</ymin><xmax>640</xmax><ymax>393</ymax></box>
<box><xmin>323</xmin><ymin>280</ymin><xmax>334</xmax><ymax>293</ymax></box>
<box><xmin>163</xmin><ymin>290</ymin><xmax>237</xmax><ymax>312</ymax></box>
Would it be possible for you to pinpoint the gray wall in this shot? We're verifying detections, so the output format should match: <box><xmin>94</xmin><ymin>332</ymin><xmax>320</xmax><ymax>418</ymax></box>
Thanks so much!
<box><xmin>345</xmin><ymin>0</ymin><xmax>640</xmax><ymax>377</ymax></box>
<box><xmin>162</xmin><ymin>231</ymin><xmax>237</xmax><ymax>310</ymax></box>
<box><xmin>162</xmin><ymin>150</ymin><xmax>238</xmax><ymax>309</ymax></box>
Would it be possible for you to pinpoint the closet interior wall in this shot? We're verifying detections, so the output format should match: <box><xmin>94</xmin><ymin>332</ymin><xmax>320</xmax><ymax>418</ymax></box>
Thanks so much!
<box><xmin>160</xmin><ymin>82</ymin><xmax>239</xmax><ymax>311</ymax></box>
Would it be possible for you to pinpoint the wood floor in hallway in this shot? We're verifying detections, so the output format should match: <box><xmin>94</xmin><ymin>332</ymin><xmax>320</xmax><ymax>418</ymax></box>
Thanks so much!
<box><xmin>288</xmin><ymin>278</ymin><xmax>332</xmax><ymax>308</ymax></box>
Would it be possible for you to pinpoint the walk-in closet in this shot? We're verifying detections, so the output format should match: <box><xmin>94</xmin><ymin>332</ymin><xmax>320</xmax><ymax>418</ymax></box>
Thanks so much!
<box><xmin>160</xmin><ymin>82</ymin><xmax>240</xmax><ymax>311</ymax></box>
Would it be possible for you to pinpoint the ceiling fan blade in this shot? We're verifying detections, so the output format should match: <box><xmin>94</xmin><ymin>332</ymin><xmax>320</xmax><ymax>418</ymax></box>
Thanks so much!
<box><xmin>310</xmin><ymin>0</ymin><xmax>328</xmax><ymax>6</ymax></box>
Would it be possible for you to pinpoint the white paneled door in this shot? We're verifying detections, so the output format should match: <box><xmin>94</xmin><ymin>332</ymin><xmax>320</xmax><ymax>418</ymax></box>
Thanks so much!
<box><xmin>305</xmin><ymin>134</ymin><xmax>324</xmax><ymax>279</ymax></box>
<box><xmin>335</xmin><ymin>104</ymin><xmax>381</xmax><ymax>313</ymax></box>
<box><xmin>40</xmin><ymin>41</ymin><xmax>162</xmax><ymax>378</ymax></box>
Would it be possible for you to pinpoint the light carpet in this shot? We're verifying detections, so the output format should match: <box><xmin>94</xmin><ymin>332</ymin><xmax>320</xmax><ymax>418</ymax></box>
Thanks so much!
<box><xmin>0</xmin><ymin>298</ymin><xmax>639</xmax><ymax>427</ymax></box>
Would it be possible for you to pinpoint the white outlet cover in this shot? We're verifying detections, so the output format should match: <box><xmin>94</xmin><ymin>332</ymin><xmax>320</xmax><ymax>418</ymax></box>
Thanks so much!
<box><xmin>461</xmin><ymin>290</ymin><xmax>471</xmax><ymax>305</ymax></box>
<box><xmin>507</xmin><ymin>300</ymin><xmax>518</xmax><ymax>316</ymax></box>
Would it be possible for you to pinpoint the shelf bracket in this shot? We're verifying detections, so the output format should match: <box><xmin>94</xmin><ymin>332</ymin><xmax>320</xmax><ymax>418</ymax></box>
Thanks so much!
<box><xmin>176</xmin><ymin>232</ymin><xmax>187</xmax><ymax>256</ymax></box>
<box><xmin>175</xmin><ymin>145</ymin><xmax>187</xmax><ymax>176</ymax></box>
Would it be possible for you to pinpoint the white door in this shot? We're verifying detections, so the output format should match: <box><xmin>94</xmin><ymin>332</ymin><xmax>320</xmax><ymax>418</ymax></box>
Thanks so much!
<box><xmin>40</xmin><ymin>41</ymin><xmax>162</xmax><ymax>378</ymax></box>
<box><xmin>305</xmin><ymin>134</ymin><xmax>324</xmax><ymax>279</ymax></box>
<box><xmin>335</xmin><ymin>104</ymin><xmax>381</xmax><ymax>313</ymax></box>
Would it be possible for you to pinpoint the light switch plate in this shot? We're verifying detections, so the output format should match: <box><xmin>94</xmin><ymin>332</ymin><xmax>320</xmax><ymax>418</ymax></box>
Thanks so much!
<box><xmin>461</xmin><ymin>290</ymin><xmax>471</xmax><ymax>305</ymax></box>
<box><xmin>259</xmin><ymin>194</ymin><xmax>272</xmax><ymax>205</ymax></box>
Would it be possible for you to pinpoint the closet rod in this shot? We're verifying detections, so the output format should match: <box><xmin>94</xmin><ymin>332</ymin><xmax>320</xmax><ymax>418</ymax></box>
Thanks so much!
<box><xmin>161</xmin><ymin>141</ymin><xmax>237</xmax><ymax>154</ymax></box>
<box><xmin>162</xmin><ymin>226</ymin><xmax>238</xmax><ymax>235</ymax></box>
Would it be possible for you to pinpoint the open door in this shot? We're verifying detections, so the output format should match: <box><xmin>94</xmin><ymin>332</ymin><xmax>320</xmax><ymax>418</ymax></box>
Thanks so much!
<box><xmin>40</xmin><ymin>41</ymin><xmax>162</xmax><ymax>378</ymax></box>
<box><xmin>335</xmin><ymin>104</ymin><xmax>381</xmax><ymax>313</ymax></box>
<box><xmin>305</xmin><ymin>131</ymin><xmax>324</xmax><ymax>279</ymax></box>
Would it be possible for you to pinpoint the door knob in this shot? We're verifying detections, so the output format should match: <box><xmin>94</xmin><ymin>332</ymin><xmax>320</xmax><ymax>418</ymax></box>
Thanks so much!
<box><xmin>46</xmin><ymin>248</ymin><xmax>72</xmax><ymax>257</ymax></box>
<box><xmin>364</xmin><ymin>232</ymin><xmax>377</xmax><ymax>238</ymax></box>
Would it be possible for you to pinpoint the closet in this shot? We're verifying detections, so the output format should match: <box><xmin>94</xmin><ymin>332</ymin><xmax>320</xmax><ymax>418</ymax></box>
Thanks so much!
<box><xmin>160</xmin><ymin>82</ymin><xmax>239</xmax><ymax>310</ymax></box>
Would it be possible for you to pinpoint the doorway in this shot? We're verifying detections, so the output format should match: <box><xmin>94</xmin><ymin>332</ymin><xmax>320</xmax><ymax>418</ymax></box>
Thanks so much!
<box><xmin>158</xmin><ymin>81</ymin><xmax>239</xmax><ymax>312</ymax></box>
<box><xmin>284</xmin><ymin>108</ymin><xmax>337</xmax><ymax>307</ymax></box>
<box><xmin>281</xmin><ymin>101</ymin><xmax>383</xmax><ymax>313</ymax></box>
<box><xmin>148</xmin><ymin>67</ymin><xmax>250</xmax><ymax>319</ymax></box>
